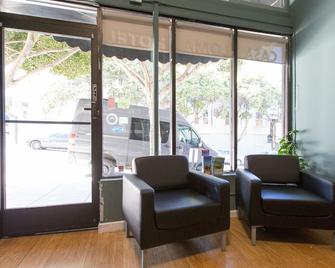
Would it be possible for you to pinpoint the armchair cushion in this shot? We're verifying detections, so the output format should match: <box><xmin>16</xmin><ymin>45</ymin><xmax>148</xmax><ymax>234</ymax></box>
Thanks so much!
<box><xmin>245</xmin><ymin>155</ymin><xmax>300</xmax><ymax>184</ymax></box>
<box><xmin>134</xmin><ymin>155</ymin><xmax>189</xmax><ymax>190</ymax></box>
<box><xmin>154</xmin><ymin>189</ymin><xmax>221</xmax><ymax>229</ymax></box>
<box><xmin>261</xmin><ymin>185</ymin><xmax>332</xmax><ymax>217</ymax></box>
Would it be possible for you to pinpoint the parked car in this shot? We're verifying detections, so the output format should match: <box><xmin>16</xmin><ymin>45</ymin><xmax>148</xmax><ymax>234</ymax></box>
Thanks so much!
<box><xmin>69</xmin><ymin>99</ymin><xmax>218</xmax><ymax>176</ymax></box>
<box><xmin>28</xmin><ymin>133</ymin><xmax>69</xmax><ymax>150</ymax></box>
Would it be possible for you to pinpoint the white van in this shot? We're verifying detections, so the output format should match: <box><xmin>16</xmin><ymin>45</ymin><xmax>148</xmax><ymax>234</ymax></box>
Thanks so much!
<box><xmin>69</xmin><ymin>99</ymin><xmax>217</xmax><ymax>176</ymax></box>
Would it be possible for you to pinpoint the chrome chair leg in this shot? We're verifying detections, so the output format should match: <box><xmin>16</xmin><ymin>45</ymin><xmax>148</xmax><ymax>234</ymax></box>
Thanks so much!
<box><xmin>221</xmin><ymin>230</ymin><xmax>228</xmax><ymax>251</ymax></box>
<box><xmin>251</xmin><ymin>226</ymin><xmax>257</xmax><ymax>246</ymax></box>
<box><xmin>237</xmin><ymin>209</ymin><xmax>243</xmax><ymax>220</ymax></box>
<box><xmin>125</xmin><ymin>221</ymin><xmax>133</xmax><ymax>238</ymax></box>
<box><xmin>141</xmin><ymin>249</ymin><xmax>147</xmax><ymax>268</ymax></box>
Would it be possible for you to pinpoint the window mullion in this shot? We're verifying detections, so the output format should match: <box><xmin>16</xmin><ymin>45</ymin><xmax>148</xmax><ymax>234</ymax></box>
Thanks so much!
<box><xmin>231</xmin><ymin>28</ymin><xmax>238</xmax><ymax>171</ymax></box>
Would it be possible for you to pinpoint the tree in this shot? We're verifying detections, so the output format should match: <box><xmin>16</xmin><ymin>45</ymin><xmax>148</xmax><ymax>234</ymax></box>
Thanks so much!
<box><xmin>175</xmin><ymin>60</ymin><xmax>231</xmax><ymax>124</ymax></box>
<box><xmin>5</xmin><ymin>31</ymin><xmax>90</xmax><ymax>87</ymax></box>
<box><xmin>5</xmin><ymin>30</ymin><xmax>93</xmax><ymax>121</ymax></box>
<box><xmin>237</xmin><ymin>74</ymin><xmax>281</xmax><ymax>142</ymax></box>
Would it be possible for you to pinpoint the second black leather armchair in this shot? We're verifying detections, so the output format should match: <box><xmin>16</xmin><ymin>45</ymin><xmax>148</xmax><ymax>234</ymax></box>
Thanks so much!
<box><xmin>236</xmin><ymin>154</ymin><xmax>335</xmax><ymax>249</ymax></box>
<box><xmin>123</xmin><ymin>155</ymin><xmax>230</xmax><ymax>268</ymax></box>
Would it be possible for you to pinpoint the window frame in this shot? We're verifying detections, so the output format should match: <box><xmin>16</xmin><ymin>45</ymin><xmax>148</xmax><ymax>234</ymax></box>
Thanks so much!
<box><xmin>0</xmin><ymin>8</ymin><xmax>102</xmax><ymax>236</ymax></box>
<box><xmin>129</xmin><ymin>117</ymin><xmax>171</xmax><ymax>144</ymax></box>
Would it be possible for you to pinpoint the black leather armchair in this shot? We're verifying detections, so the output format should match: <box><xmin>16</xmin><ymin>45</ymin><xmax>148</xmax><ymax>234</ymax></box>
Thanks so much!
<box><xmin>123</xmin><ymin>155</ymin><xmax>230</xmax><ymax>267</ymax></box>
<box><xmin>236</xmin><ymin>154</ymin><xmax>335</xmax><ymax>249</ymax></box>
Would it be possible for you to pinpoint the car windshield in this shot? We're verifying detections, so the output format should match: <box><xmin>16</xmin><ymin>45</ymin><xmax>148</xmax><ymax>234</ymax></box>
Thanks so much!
<box><xmin>178</xmin><ymin>125</ymin><xmax>200</xmax><ymax>146</ymax></box>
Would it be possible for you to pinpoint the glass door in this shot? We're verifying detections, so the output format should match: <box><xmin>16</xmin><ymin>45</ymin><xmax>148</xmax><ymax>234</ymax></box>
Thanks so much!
<box><xmin>2</xmin><ymin>28</ymin><xmax>98</xmax><ymax>236</ymax></box>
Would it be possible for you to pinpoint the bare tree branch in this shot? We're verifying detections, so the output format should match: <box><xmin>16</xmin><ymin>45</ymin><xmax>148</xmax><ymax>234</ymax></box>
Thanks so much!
<box><xmin>138</xmin><ymin>62</ymin><xmax>153</xmax><ymax>106</ymax></box>
<box><xmin>5</xmin><ymin>40</ymin><xmax>26</xmax><ymax>45</ymax></box>
<box><xmin>159</xmin><ymin>63</ymin><xmax>170</xmax><ymax>77</ymax></box>
<box><xmin>26</xmin><ymin>48</ymin><xmax>73</xmax><ymax>59</ymax></box>
<box><xmin>160</xmin><ymin>64</ymin><xmax>200</xmax><ymax>101</ymax></box>
<box><xmin>177</xmin><ymin>64</ymin><xmax>200</xmax><ymax>84</ymax></box>
<box><xmin>140</xmin><ymin>61</ymin><xmax>151</xmax><ymax>85</ymax></box>
<box><xmin>6</xmin><ymin>52</ymin><xmax>20</xmax><ymax>58</ymax></box>
<box><xmin>5</xmin><ymin>46</ymin><xmax>20</xmax><ymax>54</ymax></box>
<box><xmin>13</xmin><ymin>47</ymin><xmax>80</xmax><ymax>84</ymax></box>
<box><xmin>238</xmin><ymin>119</ymin><xmax>249</xmax><ymax>142</ymax></box>
<box><xmin>112</xmin><ymin>58</ymin><xmax>146</xmax><ymax>90</ymax></box>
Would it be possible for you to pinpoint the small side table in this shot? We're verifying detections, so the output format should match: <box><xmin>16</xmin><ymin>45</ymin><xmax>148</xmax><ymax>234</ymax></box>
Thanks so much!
<box><xmin>215</xmin><ymin>172</ymin><xmax>236</xmax><ymax>210</ymax></box>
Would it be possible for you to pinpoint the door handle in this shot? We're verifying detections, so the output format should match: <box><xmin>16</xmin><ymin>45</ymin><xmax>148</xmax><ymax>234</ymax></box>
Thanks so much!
<box><xmin>91</xmin><ymin>83</ymin><xmax>99</xmax><ymax>119</ymax></box>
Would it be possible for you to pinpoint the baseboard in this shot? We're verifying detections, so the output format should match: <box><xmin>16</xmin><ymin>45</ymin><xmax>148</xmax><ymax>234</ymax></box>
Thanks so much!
<box><xmin>98</xmin><ymin>210</ymin><xmax>238</xmax><ymax>234</ymax></box>
<box><xmin>98</xmin><ymin>220</ymin><xmax>125</xmax><ymax>233</ymax></box>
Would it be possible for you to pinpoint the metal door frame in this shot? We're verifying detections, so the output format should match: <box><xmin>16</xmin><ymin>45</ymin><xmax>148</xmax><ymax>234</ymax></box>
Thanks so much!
<box><xmin>0</xmin><ymin>11</ymin><xmax>102</xmax><ymax>236</ymax></box>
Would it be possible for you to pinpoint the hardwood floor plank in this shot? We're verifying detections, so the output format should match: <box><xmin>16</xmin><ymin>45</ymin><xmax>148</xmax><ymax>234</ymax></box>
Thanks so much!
<box><xmin>0</xmin><ymin>236</ymin><xmax>40</xmax><ymax>268</ymax></box>
<box><xmin>1</xmin><ymin>218</ymin><xmax>335</xmax><ymax>268</ymax></box>
<box><xmin>17</xmin><ymin>234</ymin><xmax>62</xmax><ymax>268</ymax></box>
<box><xmin>44</xmin><ymin>231</ymin><xmax>92</xmax><ymax>268</ymax></box>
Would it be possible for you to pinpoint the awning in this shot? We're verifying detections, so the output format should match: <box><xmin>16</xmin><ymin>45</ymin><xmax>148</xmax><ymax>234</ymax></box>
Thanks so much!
<box><xmin>54</xmin><ymin>8</ymin><xmax>232</xmax><ymax>64</ymax></box>
<box><xmin>55</xmin><ymin>8</ymin><xmax>287</xmax><ymax>65</ymax></box>
<box><xmin>54</xmin><ymin>36</ymin><xmax>221</xmax><ymax>64</ymax></box>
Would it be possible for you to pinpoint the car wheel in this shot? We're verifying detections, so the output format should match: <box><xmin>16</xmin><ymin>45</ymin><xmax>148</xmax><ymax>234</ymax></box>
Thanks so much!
<box><xmin>103</xmin><ymin>159</ymin><xmax>116</xmax><ymax>177</ymax></box>
<box><xmin>30</xmin><ymin>140</ymin><xmax>42</xmax><ymax>150</ymax></box>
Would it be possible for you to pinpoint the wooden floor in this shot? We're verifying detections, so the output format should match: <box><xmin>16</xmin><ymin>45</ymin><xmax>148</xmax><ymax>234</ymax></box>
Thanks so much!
<box><xmin>1</xmin><ymin>218</ymin><xmax>335</xmax><ymax>268</ymax></box>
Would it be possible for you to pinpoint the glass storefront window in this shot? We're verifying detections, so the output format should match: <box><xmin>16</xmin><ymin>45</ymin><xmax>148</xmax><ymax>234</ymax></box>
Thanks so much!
<box><xmin>102</xmin><ymin>10</ymin><xmax>155</xmax><ymax>176</ymax></box>
<box><xmin>176</xmin><ymin>21</ymin><xmax>233</xmax><ymax>172</ymax></box>
<box><xmin>99</xmin><ymin>9</ymin><xmax>288</xmax><ymax>176</ymax></box>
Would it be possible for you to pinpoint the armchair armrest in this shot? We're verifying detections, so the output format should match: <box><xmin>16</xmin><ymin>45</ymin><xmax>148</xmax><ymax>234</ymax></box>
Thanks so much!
<box><xmin>122</xmin><ymin>174</ymin><xmax>155</xmax><ymax>243</ymax></box>
<box><xmin>236</xmin><ymin>168</ymin><xmax>263</xmax><ymax>225</ymax></box>
<box><xmin>301</xmin><ymin>172</ymin><xmax>335</xmax><ymax>203</ymax></box>
<box><xmin>189</xmin><ymin>171</ymin><xmax>230</xmax><ymax>204</ymax></box>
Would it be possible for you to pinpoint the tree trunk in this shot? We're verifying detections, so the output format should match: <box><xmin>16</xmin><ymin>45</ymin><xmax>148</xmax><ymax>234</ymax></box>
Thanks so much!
<box><xmin>238</xmin><ymin>118</ymin><xmax>249</xmax><ymax>142</ymax></box>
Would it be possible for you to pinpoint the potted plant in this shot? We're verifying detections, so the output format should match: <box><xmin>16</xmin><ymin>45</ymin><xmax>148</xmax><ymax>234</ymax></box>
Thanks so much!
<box><xmin>278</xmin><ymin>129</ymin><xmax>309</xmax><ymax>170</ymax></box>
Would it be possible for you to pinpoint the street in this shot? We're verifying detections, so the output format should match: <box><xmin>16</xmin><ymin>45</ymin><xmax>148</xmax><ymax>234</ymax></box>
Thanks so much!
<box><xmin>5</xmin><ymin>144</ymin><xmax>92</xmax><ymax>209</ymax></box>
